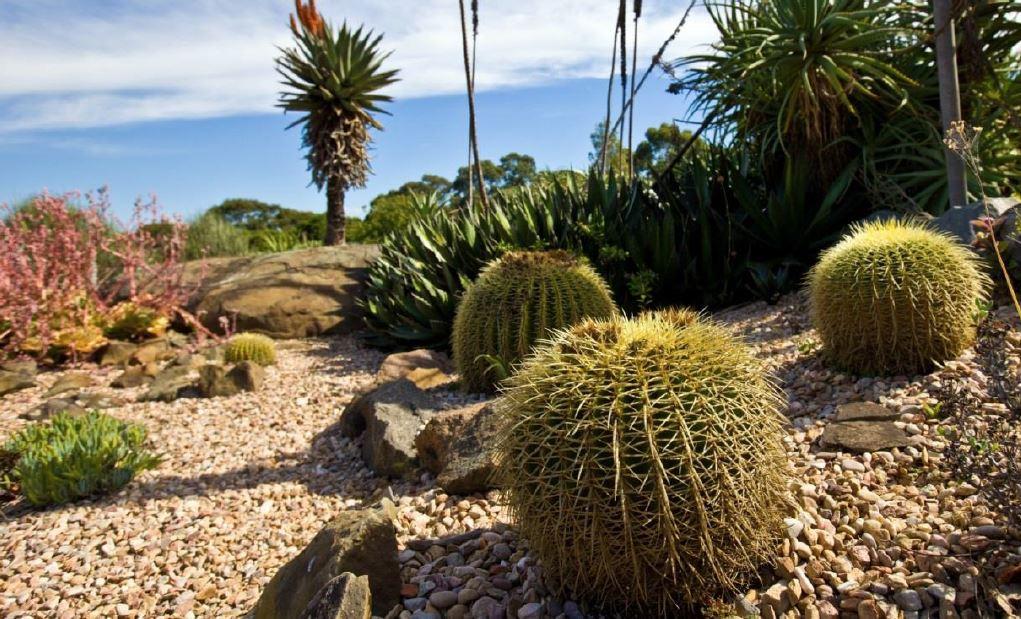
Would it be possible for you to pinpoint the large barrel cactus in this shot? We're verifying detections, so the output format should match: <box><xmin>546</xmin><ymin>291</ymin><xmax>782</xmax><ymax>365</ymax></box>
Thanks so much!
<box><xmin>452</xmin><ymin>250</ymin><xmax>616</xmax><ymax>393</ymax></box>
<box><xmin>497</xmin><ymin>314</ymin><xmax>789</xmax><ymax>613</ymax></box>
<box><xmin>809</xmin><ymin>219</ymin><xmax>989</xmax><ymax>375</ymax></box>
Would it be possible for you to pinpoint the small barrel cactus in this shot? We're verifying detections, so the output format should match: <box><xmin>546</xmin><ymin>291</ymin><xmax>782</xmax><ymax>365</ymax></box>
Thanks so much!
<box><xmin>224</xmin><ymin>333</ymin><xmax>277</xmax><ymax>366</ymax></box>
<box><xmin>452</xmin><ymin>250</ymin><xmax>616</xmax><ymax>393</ymax></box>
<box><xmin>497</xmin><ymin>314</ymin><xmax>790</xmax><ymax>613</ymax></box>
<box><xmin>809</xmin><ymin>219</ymin><xmax>989</xmax><ymax>375</ymax></box>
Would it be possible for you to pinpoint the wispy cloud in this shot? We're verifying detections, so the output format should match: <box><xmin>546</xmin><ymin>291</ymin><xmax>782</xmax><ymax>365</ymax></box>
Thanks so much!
<box><xmin>0</xmin><ymin>0</ymin><xmax>716</xmax><ymax>132</ymax></box>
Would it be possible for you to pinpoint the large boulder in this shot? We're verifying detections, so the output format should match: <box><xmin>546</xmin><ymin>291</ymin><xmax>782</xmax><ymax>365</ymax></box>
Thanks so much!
<box><xmin>339</xmin><ymin>379</ymin><xmax>440</xmax><ymax>478</ymax></box>
<box><xmin>253</xmin><ymin>508</ymin><xmax>400</xmax><ymax>619</ymax></box>
<box><xmin>184</xmin><ymin>244</ymin><xmax>378</xmax><ymax>339</ymax></box>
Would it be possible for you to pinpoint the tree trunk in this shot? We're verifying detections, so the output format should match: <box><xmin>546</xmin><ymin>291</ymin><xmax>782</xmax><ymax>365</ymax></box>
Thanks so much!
<box><xmin>324</xmin><ymin>177</ymin><xmax>346</xmax><ymax>245</ymax></box>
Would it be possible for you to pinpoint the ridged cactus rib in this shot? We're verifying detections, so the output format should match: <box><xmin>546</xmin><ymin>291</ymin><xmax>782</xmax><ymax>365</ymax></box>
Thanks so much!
<box><xmin>496</xmin><ymin>314</ymin><xmax>790</xmax><ymax>614</ymax></box>
<box><xmin>808</xmin><ymin>219</ymin><xmax>989</xmax><ymax>375</ymax></box>
<box><xmin>452</xmin><ymin>250</ymin><xmax>616</xmax><ymax>393</ymax></box>
<box><xmin>224</xmin><ymin>333</ymin><xmax>277</xmax><ymax>366</ymax></box>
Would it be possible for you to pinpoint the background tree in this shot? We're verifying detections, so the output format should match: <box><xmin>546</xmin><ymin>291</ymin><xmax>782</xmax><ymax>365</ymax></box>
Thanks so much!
<box><xmin>276</xmin><ymin>0</ymin><xmax>399</xmax><ymax>245</ymax></box>
<box><xmin>588</xmin><ymin>121</ymin><xmax>633</xmax><ymax>178</ymax></box>
<box><xmin>355</xmin><ymin>175</ymin><xmax>452</xmax><ymax>242</ymax></box>
<box><xmin>633</xmin><ymin>122</ymin><xmax>701</xmax><ymax>175</ymax></box>
<box><xmin>498</xmin><ymin>153</ymin><xmax>538</xmax><ymax>187</ymax></box>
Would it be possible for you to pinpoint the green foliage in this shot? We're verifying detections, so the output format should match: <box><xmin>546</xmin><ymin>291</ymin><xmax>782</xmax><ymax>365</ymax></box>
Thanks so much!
<box><xmin>208</xmin><ymin>198</ymin><xmax>326</xmax><ymax>239</ymax></box>
<box><xmin>102</xmin><ymin>302</ymin><xmax>169</xmax><ymax>341</ymax></box>
<box><xmin>184</xmin><ymin>213</ymin><xmax>250</xmax><ymax>260</ymax></box>
<box><xmin>452</xmin><ymin>250</ymin><xmax>617</xmax><ymax>393</ymax></box>
<box><xmin>2</xmin><ymin>411</ymin><xmax>161</xmax><ymax>507</ymax></box>
<box><xmin>496</xmin><ymin>314</ymin><xmax>789</xmax><ymax>612</ymax></box>
<box><xmin>451</xmin><ymin>153</ymin><xmax>539</xmax><ymax>204</ymax></box>
<box><xmin>672</xmin><ymin>0</ymin><xmax>1021</xmax><ymax>214</ymax></box>
<box><xmin>250</xmin><ymin>229</ymin><xmax>320</xmax><ymax>253</ymax></box>
<box><xmin>809</xmin><ymin>220</ymin><xmax>990</xmax><ymax>375</ymax></box>
<box><xmin>354</xmin><ymin>177</ymin><xmax>451</xmax><ymax>243</ymax></box>
<box><xmin>224</xmin><ymin>333</ymin><xmax>277</xmax><ymax>366</ymax></box>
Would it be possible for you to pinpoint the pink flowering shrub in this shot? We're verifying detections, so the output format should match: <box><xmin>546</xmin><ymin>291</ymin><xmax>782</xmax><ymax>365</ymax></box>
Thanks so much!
<box><xmin>0</xmin><ymin>189</ymin><xmax>198</xmax><ymax>360</ymax></box>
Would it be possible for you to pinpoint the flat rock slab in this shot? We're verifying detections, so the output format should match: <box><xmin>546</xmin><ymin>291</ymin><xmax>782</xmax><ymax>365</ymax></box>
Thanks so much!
<box><xmin>819</xmin><ymin>420</ymin><xmax>914</xmax><ymax>453</ymax></box>
<box><xmin>0</xmin><ymin>370</ymin><xmax>35</xmax><ymax>397</ymax></box>
<box><xmin>833</xmin><ymin>402</ymin><xmax>899</xmax><ymax>422</ymax></box>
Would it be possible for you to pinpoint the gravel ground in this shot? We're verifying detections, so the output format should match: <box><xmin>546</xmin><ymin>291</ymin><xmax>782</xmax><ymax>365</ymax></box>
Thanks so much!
<box><xmin>3</xmin><ymin>297</ymin><xmax>1021</xmax><ymax>618</ymax></box>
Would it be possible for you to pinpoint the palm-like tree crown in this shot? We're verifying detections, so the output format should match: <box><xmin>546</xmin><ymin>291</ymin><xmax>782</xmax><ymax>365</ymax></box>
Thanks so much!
<box><xmin>277</xmin><ymin>0</ymin><xmax>399</xmax><ymax>191</ymax></box>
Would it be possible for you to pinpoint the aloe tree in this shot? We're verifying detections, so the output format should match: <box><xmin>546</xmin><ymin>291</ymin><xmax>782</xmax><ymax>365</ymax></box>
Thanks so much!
<box><xmin>277</xmin><ymin>0</ymin><xmax>399</xmax><ymax>245</ymax></box>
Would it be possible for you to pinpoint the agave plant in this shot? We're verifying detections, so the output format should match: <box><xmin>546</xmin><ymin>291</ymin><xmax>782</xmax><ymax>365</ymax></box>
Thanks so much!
<box><xmin>276</xmin><ymin>0</ymin><xmax>399</xmax><ymax>245</ymax></box>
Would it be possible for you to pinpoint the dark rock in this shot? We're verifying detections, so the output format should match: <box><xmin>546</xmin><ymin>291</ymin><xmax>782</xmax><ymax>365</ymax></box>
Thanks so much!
<box><xmin>934</xmin><ymin>197</ymin><xmax>1019</xmax><ymax>244</ymax></box>
<box><xmin>819</xmin><ymin>420</ymin><xmax>914</xmax><ymax>453</ymax></box>
<box><xmin>377</xmin><ymin>349</ymin><xmax>453</xmax><ymax>384</ymax></box>
<box><xmin>98</xmin><ymin>341</ymin><xmax>138</xmax><ymax>366</ymax></box>
<box><xmin>303</xmin><ymin>572</ymin><xmax>372</xmax><ymax>619</ymax></box>
<box><xmin>0</xmin><ymin>370</ymin><xmax>35</xmax><ymax>397</ymax></box>
<box><xmin>111</xmin><ymin>366</ymin><xmax>154</xmax><ymax>389</ymax></box>
<box><xmin>254</xmin><ymin>508</ymin><xmax>400</xmax><ymax>618</ymax></box>
<box><xmin>198</xmin><ymin>361</ymin><xmax>264</xmax><ymax>397</ymax></box>
<box><xmin>184</xmin><ymin>244</ymin><xmax>378</xmax><ymax>338</ymax></box>
<box><xmin>413</xmin><ymin>401</ymin><xmax>501</xmax><ymax>495</ymax></box>
<box><xmin>833</xmin><ymin>402</ymin><xmax>899</xmax><ymax>422</ymax></box>
<box><xmin>338</xmin><ymin>379</ymin><xmax>440</xmax><ymax>478</ymax></box>
<box><xmin>20</xmin><ymin>398</ymin><xmax>85</xmax><ymax>422</ymax></box>
<box><xmin>45</xmin><ymin>372</ymin><xmax>94</xmax><ymax>398</ymax></box>
<box><xmin>139</xmin><ymin>366</ymin><xmax>197</xmax><ymax>402</ymax></box>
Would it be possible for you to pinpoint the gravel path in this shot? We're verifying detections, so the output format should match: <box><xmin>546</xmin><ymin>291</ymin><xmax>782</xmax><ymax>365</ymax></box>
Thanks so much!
<box><xmin>3</xmin><ymin>297</ymin><xmax>1020</xmax><ymax>618</ymax></box>
<box><xmin>1</xmin><ymin>337</ymin><xmax>398</xmax><ymax>618</ymax></box>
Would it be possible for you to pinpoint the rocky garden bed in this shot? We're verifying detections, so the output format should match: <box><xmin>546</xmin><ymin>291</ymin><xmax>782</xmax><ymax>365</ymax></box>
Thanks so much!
<box><xmin>2</xmin><ymin>294</ymin><xmax>1020</xmax><ymax>618</ymax></box>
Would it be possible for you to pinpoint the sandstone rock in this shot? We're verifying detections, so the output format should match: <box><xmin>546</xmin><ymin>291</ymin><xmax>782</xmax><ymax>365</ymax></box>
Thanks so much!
<box><xmin>404</xmin><ymin>367</ymin><xmax>455</xmax><ymax>390</ymax></box>
<box><xmin>45</xmin><ymin>372</ymin><xmax>94</xmax><ymax>398</ymax></box>
<box><xmin>0</xmin><ymin>370</ymin><xmax>35</xmax><ymax>397</ymax></box>
<box><xmin>303</xmin><ymin>572</ymin><xmax>372</xmax><ymax>619</ymax></box>
<box><xmin>19</xmin><ymin>398</ymin><xmax>85</xmax><ymax>422</ymax></box>
<box><xmin>74</xmin><ymin>391</ymin><xmax>123</xmax><ymax>409</ymax></box>
<box><xmin>833</xmin><ymin>402</ymin><xmax>898</xmax><ymax>422</ymax></box>
<box><xmin>198</xmin><ymin>361</ymin><xmax>265</xmax><ymax>397</ymax></box>
<box><xmin>254</xmin><ymin>509</ymin><xmax>400</xmax><ymax>618</ymax></box>
<box><xmin>98</xmin><ymin>341</ymin><xmax>138</xmax><ymax>366</ymax></box>
<box><xmin>111</xmin><ymin>366</ymin><xmax>154</xmax><ymax>389</ymax></box>
<box><xmin>185</xmin><ymin>244</ymin><xmax>378</xmax><ymax>339</ymax></box>
<box><xmin>377</xmin><ymin>350</ymin><xmax>453</xmax><ymax>384</ymax></box>
<box><xmin>140</xmin><ymin>366</ymin><xmax>197</xmax><ymax>402</ymax></box>
<box><xmin>133</xmin><ymin>338</ymin><xmax>174</xmax><ymax>365</ymax></box>
<box><xmin>0</xmin><ymin>359</ymin><xmax>37</xmax><ymax>376</ymax></box>
<box><xmin>415</xmin><ymin>402</ymin><xmax>500</xmax><ymax>495</ymax></box>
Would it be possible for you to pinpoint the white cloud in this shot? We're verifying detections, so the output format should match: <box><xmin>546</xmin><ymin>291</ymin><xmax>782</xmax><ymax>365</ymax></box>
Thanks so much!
<box><xmin>0</xmin><ymin>0</ymin><xmax>717</xmax><ymax>132</ymax></box>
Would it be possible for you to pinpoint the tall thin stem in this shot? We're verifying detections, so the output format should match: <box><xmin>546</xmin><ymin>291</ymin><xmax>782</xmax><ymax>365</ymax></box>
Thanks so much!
<box><xmin>459</xmin><ymin>0</ymin><xmax>489</xmax><ymax>210</ymax></box>
<box><xmin>617</xmin><ymin>0</ymin><xmax>628</xmax><ymax>177</ymax></box>
<box><xmin>628</xmin><ymin>1</ymin><xmax>642</xmax><ymax>179</ymax></box>
<box><xmin>599</xmin><ymin>21</ymin><xmax>621</xmax><ymax>175</ymax></box>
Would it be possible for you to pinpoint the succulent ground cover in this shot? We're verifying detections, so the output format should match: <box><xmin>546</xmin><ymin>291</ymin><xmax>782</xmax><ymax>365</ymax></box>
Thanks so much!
<box><xmin>2</xmin><ymin>298</ymin><xmax>1020</xmax><ymax>617</ymax></box>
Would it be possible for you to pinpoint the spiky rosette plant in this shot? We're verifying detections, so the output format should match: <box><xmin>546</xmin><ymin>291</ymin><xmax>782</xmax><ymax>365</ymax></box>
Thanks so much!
<box><xmin>808</xmin><ymin>219</ymin><xmax>989</xmax><ymax>375</ymax></box>
<box><xmin>497</xmin><ymin>314</ymin><xmax>790</xmax><ymax>613</ymax></box>
<box><xmin>452</xmin><ymin>250</ymin><xmax>616</xmax><ymax>393</ymax></box>
<box><xmin>640</xmin><ymin>306</ymin><xmax>702</xmax><ymax>329</ymax></box>
<box><xmin>224</xmin><ymin>333</ymin><xmax>277</xmax><ymax>366</ymax></box>
<box><xmin>277</xmin><ymin>0</ymin><xmax>399</xmax><ymax>245</ymax></box>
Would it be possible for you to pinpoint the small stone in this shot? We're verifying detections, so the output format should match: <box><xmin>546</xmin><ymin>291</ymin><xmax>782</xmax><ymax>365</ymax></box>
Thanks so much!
<box><xmin>894</xmin><ymin>589</ymin><xmax>923</xmax><ymax>611</ymax></box>
<box><xmin>429</xmin><ymin>590</ymin><xmax>458</xmax><ymax>610</ymax></box>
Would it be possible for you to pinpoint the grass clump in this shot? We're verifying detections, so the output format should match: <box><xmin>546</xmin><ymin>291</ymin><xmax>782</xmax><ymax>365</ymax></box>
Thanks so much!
<box><xmin>496</xmin><ymin>313</ymin><xmax>790</xmax><ymax>614</ymax></box>
<box><xmin>2</xmin><ymin>411</ymin><xmax>161</xmax><ymax>507</ymax></box>
<box><xmin>809</xmin><ymin>219</ymin><xmax>989</xmax><ymax>375</ymax></box>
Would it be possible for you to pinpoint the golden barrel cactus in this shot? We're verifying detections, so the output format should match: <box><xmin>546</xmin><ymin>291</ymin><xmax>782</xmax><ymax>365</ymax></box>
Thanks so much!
<box><xmin>808</xmin><ymin>219</ymin><xmax>989</xmax><ymax>375</ymax></box>
<box><xmin>224</xmin><ymin>333</ymin><xmax>277</xmax><ymax>366</ymax></box>
<box><xmin>452</xmin><ymin>250</ymin><xmax>616</xmax><ymax>393</ymax></box>
<box><xmin>496</xmin><ymin>314</ymin><xmax>790</xmax><ymax>613</ymax></box>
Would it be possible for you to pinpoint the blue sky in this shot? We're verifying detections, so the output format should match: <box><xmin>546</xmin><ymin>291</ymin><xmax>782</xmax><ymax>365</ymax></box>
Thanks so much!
<box><xmin>0</xmin><ymin>1</ymin><xmax>716</xmax><ymax>220</ymax></box>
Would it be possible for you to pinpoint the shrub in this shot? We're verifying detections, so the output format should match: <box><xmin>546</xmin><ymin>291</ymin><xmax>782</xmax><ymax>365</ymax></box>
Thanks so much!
<box><xmin>452</xmin><ymin>250</ymin><xmax>616</xmax><ymax>393</ymax></box>
<box><xmin>0</xmin><ymin>190</ymin><xmax>190</xmax><ymax>360</ymax></box>
<box><xmin>224</xmin><ymin>333</ymin><xmax>277</xmax><ymax>366</ymax></box>
<box><xmin>2</xmin><ymin>411</ymin><xmax>161</xmax><ymax>506</ymax></box>
<box><xmin>809</xmin><ymin>219</ymin><xmax>989</xmax><ymax>375</ymax></box>
<box><xmin>496</xmin><ymin>314</ymin><xmax>789</xmax><ymax>613</ymax></box>
<box><xmin>184</xmin><ymin>213</ymin><xmax>250</xmax><ymax>260</ymax></box>
<box><xmin>103</xmin><ymin>301</ymin><xmax>169</xmax><ymax>341</ymax></box>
